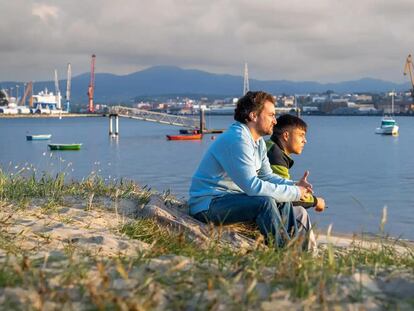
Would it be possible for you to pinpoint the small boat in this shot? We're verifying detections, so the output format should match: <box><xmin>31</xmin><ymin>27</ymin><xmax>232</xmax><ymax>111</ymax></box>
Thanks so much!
<box><xmin>166</xmin><ymin>134</ymin><xmax>203</xmax><ymax>141</ymax></box>
<box><xmin>26</xmin><ymin>134</ymin><xmax>52</xmax><ymax>141</ymax></box>
<box><xmin>179</xmin><ymin>129</ymin><xmax>200</xmax><ymax>134</ymax></box>
<box><xmin>375</xmin><ymin>117</ymin><xmax>399</xmax><ymax>135</ymax></box>
<box><xmin>375</xmin><ymin>91</ymin><xmax>399</xmax><ymax>135</ymax></box>
<box><xmin>48</xmin><ymin>143</ymin><xmax>82</xmax><ymax>150</ymax></box>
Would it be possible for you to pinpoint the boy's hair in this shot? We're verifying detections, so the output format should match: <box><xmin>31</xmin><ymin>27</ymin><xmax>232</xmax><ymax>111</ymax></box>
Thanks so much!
<box><xmin>271</xmin><ymin>114</ymin><xmax>307</xmax><ymax>141</ymax></box>
<box><xmin>234</xmin><ymin>91</ymin><xmax>275</xmax><ymax>124</ymax></box>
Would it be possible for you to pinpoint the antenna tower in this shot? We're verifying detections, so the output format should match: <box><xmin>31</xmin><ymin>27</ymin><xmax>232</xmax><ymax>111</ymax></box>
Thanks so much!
<box><xmin>243</xmin><ymin>63</ymin><xmax>250</xmax><ymax>95</ymax></box>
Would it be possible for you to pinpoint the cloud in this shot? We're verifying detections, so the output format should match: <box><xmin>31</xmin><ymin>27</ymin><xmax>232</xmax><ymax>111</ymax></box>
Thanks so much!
<box><xmin>0</xmin><ymin>0</ymin><xmax>413</xmax><ymax>84</ymax></box>
<box><xmin>32</xmin><ymin>3</ymin><xmax>59</xmax><ymax>22</ymax></box>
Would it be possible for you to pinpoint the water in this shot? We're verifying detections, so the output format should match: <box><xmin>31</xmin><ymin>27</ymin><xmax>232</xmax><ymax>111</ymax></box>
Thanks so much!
<box><xmin>1</xmin><ymin>115</ymin><xmax>414</xmax><ymax>239</ymax></box>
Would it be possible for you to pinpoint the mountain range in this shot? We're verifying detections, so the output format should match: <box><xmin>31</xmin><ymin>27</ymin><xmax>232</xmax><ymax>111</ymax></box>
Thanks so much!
<box><xmin>0</xmin><ymin>66</ymin><xmax>411</xmax><ymax>104</ymax></box>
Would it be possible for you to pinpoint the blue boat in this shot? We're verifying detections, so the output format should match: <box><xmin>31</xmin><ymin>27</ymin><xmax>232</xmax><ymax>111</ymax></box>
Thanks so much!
<box><xmin>26</xmin><ymin>134</ymin><xmax>52</xmax><ymax>141</ymax></box>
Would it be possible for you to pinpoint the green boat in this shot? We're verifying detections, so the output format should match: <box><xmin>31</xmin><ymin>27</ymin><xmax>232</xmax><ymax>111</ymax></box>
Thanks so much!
<box><xmin>48</xmin><ymin>143</ymin><xmax>82</xmax><ymax>151</ymax></box>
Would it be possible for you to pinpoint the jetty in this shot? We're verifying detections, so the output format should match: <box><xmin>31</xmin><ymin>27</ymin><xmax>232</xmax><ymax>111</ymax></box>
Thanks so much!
<box><xmin>109</xmin><ymin>106</ymin><xmax>224</xmax><ymax>136</ymax></box>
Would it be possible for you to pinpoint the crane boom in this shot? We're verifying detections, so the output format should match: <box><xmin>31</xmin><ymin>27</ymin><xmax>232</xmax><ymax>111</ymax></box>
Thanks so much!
<box><xmin>87</xmin><ymin>54</ymin><xmax>96</xmax><ymax>113</ymax></box>
<box><xmin>20</xmin><ymin>82</ymin><xmax>32</xmax><ymax>106</ymax></box>
<box><xmin>403</xmin><ymin>54</ymin><xmax>414</xmax><ymax>98</ymax></box>
<box><xmin>66</xmin><ymin>63</ymin><xmax>72</xmax><ymax>112</ymax></box>
<box><xmin>54</xmin><ymin>69</ymin><xmax>61</xmax><ymax>109</ymax></box>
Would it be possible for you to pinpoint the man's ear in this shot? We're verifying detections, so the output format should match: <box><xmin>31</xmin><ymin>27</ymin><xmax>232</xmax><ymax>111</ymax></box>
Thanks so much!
<box><xmin>248</xmin><ymin>111</ymin><xmax>257</xmax><ymax>122</ymax></box>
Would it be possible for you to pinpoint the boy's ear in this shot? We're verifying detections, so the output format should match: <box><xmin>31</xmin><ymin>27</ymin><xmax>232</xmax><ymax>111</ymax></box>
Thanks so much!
<box><xmin>282</xmin><ymin>131</ymin><xmax>289</xmax><ymax>141</ymax></box>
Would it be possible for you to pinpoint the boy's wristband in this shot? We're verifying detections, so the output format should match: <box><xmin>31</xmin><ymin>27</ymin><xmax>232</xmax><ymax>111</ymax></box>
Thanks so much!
<box><xmin>312</xmin><ymin>195</ymin><xmax>318</xmax><ymax>207</ymax></box>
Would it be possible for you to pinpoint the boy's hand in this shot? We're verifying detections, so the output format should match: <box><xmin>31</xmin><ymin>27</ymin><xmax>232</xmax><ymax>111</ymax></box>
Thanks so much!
<box><xmin>296</xmin><ymin>171</ymin><xmax>313</xmax><ymax>193</ymax></box>
<box><xmin>298</xmin><ymin>186</ymin><xmax>312</xmax><ymax>201</ymax></box>
<box><xmin>315</xmin><ymin>197</ymin><xmax>326</xmax><ymax>212</ymax></box>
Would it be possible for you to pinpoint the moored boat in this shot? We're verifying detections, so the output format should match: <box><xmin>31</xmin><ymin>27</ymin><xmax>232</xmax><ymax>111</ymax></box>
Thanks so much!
<box><xmin>375</xmin><ymin>91</ymin><xmax>399</xmax><ymax>136</ymax></box>
<box><xmin>26</xmin><ymin>134</ymin><xmax>52</xmax><ymax>141</ymax></box>
<box><xmin>166</xmin><ymin>134</ymin><xmax>203</xmax><ymax>141</ymax></box>
<box><xmin>375</xmin><ymin>117</ymin><xmax>399</xmax><ymax>135</ymax></box>
<box><xmin>179</xmin><ymin>129</ymin><xmax>200</xmax><ymax>134</ymax></box>
<box><xmin>48</xmin><ymin>143</ymin><xmax>82</xmax><ymax>150</ymax></box>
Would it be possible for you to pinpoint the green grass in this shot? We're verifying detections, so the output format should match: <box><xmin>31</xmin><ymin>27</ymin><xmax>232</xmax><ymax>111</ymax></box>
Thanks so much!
<box><xmin>0</xmin><ymin>168</ymin><xmax>152</xmax><ymax>208</ymax></box>
<box><xmin>0</xmin><ymin>265</ymin><xmax>23</xmax><ymax>287</ymax></box>
<box><xmin>122</xmin><ymin>218</ymin><xmax>414</xmax><ymax>304</ymax></box>
<box><xmin>0</xmin><ymin>167</ymin><xmax>413</xmax><ymax>309</ymax></box>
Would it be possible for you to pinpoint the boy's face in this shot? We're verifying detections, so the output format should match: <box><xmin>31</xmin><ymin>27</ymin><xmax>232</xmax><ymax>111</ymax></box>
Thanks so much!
<box><xmin>283</xmin><ymin>127</ymin><xmax>307</xmax><ymax>154</ymax></box>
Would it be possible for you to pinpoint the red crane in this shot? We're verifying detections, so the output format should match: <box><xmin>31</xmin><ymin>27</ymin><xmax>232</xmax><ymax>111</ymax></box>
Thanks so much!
<box><xmin>87</xmin><ymin>54</ymin><xmax>96</xmax><ymax>113</ymax></box>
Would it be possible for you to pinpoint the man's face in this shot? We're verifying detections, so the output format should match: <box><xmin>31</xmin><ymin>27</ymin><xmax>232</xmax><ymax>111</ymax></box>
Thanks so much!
<box><xmin>284</xmin><ymin>127</ymin><xmax>307</xmax><ymax>154</ymax></box>
<box><xmin>255</xmin><ymin>100</ymin><xmax>277</xmax><ymax>136</ymax></box>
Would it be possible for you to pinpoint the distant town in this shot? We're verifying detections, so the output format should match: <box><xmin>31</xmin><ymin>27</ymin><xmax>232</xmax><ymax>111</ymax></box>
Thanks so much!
<box><xmin>1</xmin><ymin>88</ymin><xmax>414</xmax><ymax>116</ymax></box>
<box><xmin>112</xmin><ymin>90</ymin><xmax>414</xmax><ymax>116</ymax></box>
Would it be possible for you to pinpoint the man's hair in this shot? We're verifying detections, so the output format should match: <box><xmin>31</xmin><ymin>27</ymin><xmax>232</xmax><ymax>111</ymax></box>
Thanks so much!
<box><xmin>271</xmin><ymin>114</ymin><xmax>307</xmax><ymax>141</ymax></box>
<box><xmin>234</xmin><ymin>91</ymin><xmax>275</xmax><ymax>124</ymax></box>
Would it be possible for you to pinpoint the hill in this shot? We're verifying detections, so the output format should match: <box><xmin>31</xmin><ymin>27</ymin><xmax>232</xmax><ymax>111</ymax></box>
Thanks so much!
<box><xmin>0</xmin><ymin>66</ymin><xmax>411</xmax><ymax>104</ymax></box>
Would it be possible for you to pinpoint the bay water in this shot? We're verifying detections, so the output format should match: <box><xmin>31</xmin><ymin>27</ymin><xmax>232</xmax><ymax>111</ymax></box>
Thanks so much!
<box><xmin>1</xmin><ymin>115</ymin><xmax>413</xmax><ymax>240</ymax></box>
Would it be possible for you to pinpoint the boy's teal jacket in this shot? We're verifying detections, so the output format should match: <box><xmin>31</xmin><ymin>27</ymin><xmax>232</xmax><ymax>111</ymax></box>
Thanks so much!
<box><xmin>189</xmin><ymin>122</ymin><xmax>301</xmax><ymax>215</ymax></box>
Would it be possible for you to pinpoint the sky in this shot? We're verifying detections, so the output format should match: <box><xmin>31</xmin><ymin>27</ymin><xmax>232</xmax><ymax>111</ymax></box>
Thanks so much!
<box><xmin>1</xmin><ymin>0</ymin><xmax>414</xmax><ymax>83</ymax></box>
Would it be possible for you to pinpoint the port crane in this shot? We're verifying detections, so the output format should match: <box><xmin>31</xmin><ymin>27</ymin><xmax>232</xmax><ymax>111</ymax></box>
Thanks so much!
<box><xmin>65</xmin><ymin>63</ymin><xmax>72</xmax><ymax>112</ymax></box>
<box><xmin>54</xmin><ymin>69</ymin><xmax>61</xmax><ymax>109</ymax></box>
<box><xmin>403</xmin><ymin>54</ymin><xmax>414</xmax><ymax>98</ymax></box>
<box><xmin>87</xmin><ymin>54</ymin><xmax>96</xmax><ymax>113</ymax></box>
<box><xmin>19</xmin><ymin>81</ymin><xmax>33</xmax><ymax>107</ymax></box>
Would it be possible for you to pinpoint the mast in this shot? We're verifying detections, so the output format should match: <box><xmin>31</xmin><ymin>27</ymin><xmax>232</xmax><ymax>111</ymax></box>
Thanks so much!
<box><xmin>243</xmin><ymin>63</ymin><xmax>249</xmax><ymax>95</ymax></box>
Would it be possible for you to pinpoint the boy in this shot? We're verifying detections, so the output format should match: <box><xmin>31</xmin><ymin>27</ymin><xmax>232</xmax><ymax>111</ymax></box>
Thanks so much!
<box><xmin>267</xmin><ymin>114</ymin><xmax>326</xmax><ymax>250</ymax></box>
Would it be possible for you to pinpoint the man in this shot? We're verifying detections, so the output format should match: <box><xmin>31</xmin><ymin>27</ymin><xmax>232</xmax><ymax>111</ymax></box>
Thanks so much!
<box><xmin>189</xmin><ymin>91</ymin><xmax>312</xmax><ymax>247</ymax></box>
<box><xmin>267</xmin><ymin>114</ymin><xmax>326</xmax><ymax>250</ymax></box>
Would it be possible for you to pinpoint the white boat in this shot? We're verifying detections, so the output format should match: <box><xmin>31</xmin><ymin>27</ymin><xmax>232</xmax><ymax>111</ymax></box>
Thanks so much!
<box><xmin>375</xmin><ymin>91</ymin><xmax>399</xmax><ymax>135</ymax></box>
<box><xmin>375</xmin><ymin>116</ymin><xmax>399</xmax><ymax>135</ymax></box>
<box><xmin>26</xmin><ymin>134</ymin><xmax>52</xmax><ymax>141</ymax></box>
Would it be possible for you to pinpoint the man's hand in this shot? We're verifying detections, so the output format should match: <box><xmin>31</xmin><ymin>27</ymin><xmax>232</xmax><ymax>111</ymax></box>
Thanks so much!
<box><xmin>296</xmin><ymin>171</ymin><xmax>313</xmax><ymax>193</ymax></box>
<box><xmin>298</xmin><ymin>186</ymin><xmax>312</xmax><ymax>201</ymax></box>
<box><xmin>315</xmin><ymin>197</ymin><xmax>326</xmax><ymax>212</ymax></box>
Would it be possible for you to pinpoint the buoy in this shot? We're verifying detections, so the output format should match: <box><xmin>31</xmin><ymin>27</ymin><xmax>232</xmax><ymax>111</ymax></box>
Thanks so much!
<box><xmin>211</xmin><ymin>136</ymin><xmax>216</xmax><ymax>140</ymax></box>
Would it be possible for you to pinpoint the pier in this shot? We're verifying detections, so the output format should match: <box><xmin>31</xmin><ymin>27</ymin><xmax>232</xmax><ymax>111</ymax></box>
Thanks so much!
<box><xmin>110</xmin><ymin>106</ymin><xmax>200</xmax><ymax>128</ymax></box>
<box><xmin>108</xmin><ymin>106</ymin><xmax>224</xmax><ymax>135</ymax></box>
<box><xmin>108</xmin><ymin>113</ymin><xmax>119</xmax><ymax>136</ymax></box>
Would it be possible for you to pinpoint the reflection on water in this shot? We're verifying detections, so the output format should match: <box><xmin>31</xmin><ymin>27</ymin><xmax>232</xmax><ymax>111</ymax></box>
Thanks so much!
<box><xmin>1</xmin><ymin>115</ymin><xmax>414</xmax><ymax>240</ymax></box>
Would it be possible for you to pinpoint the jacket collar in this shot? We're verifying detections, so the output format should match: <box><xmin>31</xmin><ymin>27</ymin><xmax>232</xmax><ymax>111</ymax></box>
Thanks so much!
<box><xmin>272</xmin><ymin>137</ymin><xmax>294</xmax><ymax>168</ymax></box>
<box><xmin>235</xmin><ymin>122</ymin><xmax>260</xmax><ymax>147</ymax></box>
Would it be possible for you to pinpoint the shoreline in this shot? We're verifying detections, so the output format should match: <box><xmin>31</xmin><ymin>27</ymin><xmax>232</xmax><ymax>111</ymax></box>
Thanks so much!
<box><xmin>0</xmin><ymin>113</ymin><xmax>103</xmax><ymax>118</ymax></box>
<box><xmin>2</xmin><ymin>112</ymin><xmax>414</xmax><ymax>118</ymax></box>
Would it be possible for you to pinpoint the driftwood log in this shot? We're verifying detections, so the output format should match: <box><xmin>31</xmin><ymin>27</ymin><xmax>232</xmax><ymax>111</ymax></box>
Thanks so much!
<box><xmin>136</xmin><ymin>195</ymin><xmax>259</xmax><ymax>251</ymax></box>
